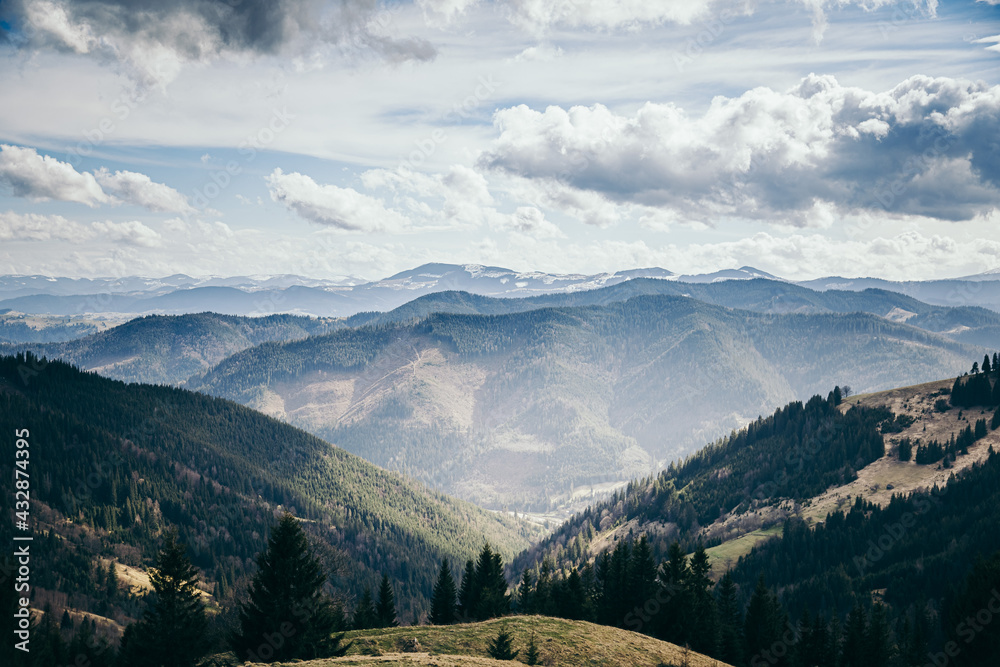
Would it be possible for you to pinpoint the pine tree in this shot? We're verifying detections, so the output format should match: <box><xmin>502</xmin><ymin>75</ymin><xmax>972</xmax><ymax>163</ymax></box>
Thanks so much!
<box><xmin>865</xmin><ymin>603</ymin><xmax>891</xmax><ymax>667</ymax></box>
<box><xmin>473</xmin><ymin>543</ymin><xmax>510</xmax><ymax>621</ymax></box>
<box><xmin>947</xmin><ymin>552</ymin><xmax>1000</xmax><ymax>666</ymax></box>
<box><xmin>231</xmin><ymin>514</ymin><xmax>349</xmax><ymax>662</ymax></box>
<box><xmin>60</xmin><ymin>609</ymin><xmax>73</xmax><ymax>631</ymax></box>
<box><xmin>31</xmin><ymin>605</ymin><xmax>65</xmax><ymax>667</ymax></box>
<box><xmin>106</xmin><ymin>561</ymin><xmax>119</xmax><ymax>603</ymax></box>
<box><xmin>352</xmin><ymin>588</ymin><xmax>377</xmax><ymax>630</ymax></box>
<box><xmin>686</xmin><ymin>545</ymin><xmax>717</xmax><ymax>656</ymax></box>
<box><xmin>486</xmin><ymin>625</ymin><xmax>520</xmax><ymax>660</ymax></box>
<box><xmin>458</xmin><ymin>559</ymin><xmax>477</xmax><ymax>621</ymax></box>
<box><xmin>516</xmin><ymin>570</ymin><xmax>534</xmax><ymax>615</ymax></box>
<box><xmin>657</xmin><ymin>541</ymin><xmax>690</xmax><ymax>643</ymax></box>
<box><xmin>431</xmin><ymin>560</ymin><xmax>458</xmax><ymax>625</ymax></box>
<box><xmin>984</xmin><ymin>354</ymin><xmax>993</xmax><ymax>375</ymax></box>
<box><xmin>841</xmin><ymin>604</ymin><xmax>867</xmax><ymax>667</ymax></box>
<box><xmin>743</xmin><ymin>576</ymin><xmax>781</xmax><ymax>667</ymax></box>
<box><xmin>715</xmin><ymin>572</ymin><xmax>743</xmax><ymax>666</ymax></box>
<box><xmin>375</xmin><ymin>573</ymin><xmax>398</xmax><ymax>628</ymax></box>
<box><xmin>524</xmin><ymin>630</ymin><xmax>541</xmax><ymax>665</ymax></box>
<box><xmin>119</xmin><ymin>530</ymin><xmax>208</xmax><ymax>667</ymax></box>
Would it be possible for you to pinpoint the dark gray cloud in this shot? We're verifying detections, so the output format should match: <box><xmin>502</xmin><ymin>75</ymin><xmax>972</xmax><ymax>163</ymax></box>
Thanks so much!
<box><xmin>0</xmin><ymin>0</ymin><xmax>435</xmax><ymax>84</ymax></box>
<box><xmin>479</xmin><ymin>74</ymin><xmax>1000</xmax><ymax>225</ymax></box>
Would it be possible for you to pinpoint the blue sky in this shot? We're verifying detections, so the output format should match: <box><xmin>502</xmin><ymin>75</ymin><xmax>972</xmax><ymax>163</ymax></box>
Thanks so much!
<box><xmin>0</xmin><ymin>0</ymin><xmax>998</xmax><ymax>281</ymax></box>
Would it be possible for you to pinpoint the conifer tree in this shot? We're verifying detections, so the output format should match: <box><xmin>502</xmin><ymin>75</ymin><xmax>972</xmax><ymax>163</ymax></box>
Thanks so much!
<box><xmin>231</xmin><ymin>514</ymin><xmax>349</xmax><ymax>662</ymax></box>
<box><xmin>352</xmin><ymin>588</ymin><xmax>377</xmax><ymax>630</ymax></box>
<box><xmin>534</xmin><ymin>560</ymin><xmax>554</xmax><ymax>616</ymax></box>
<box><xmin>486</xmin><ymin>625</ymin><xmax>520</xmax><ymax>660</ymax></box>
<box><xmin>524</xmin><ymin>630</ymin><xmax>541</xmax><ymax>665</ymax></box>
<box><xmin>31</xmin><ymin>605</ymin><xmax>65</xmax><ymax>667</ymax></box>
<box><xmin>375</xmin><ymin>573</ymin><xmax>398</xmax><ymax>628</ymax></box>
<box><xmin>628</xmin><ymin>535</ymin><xmax>657</xmax><ymax>614</ymax></box>
<box><xmin>657</xmin><ymin>541</ymin><xmax>690</xmax><ymax>643</ymax></box>
<box><xmin>715</xmin><ymin>572</ymin><xmax>743</xmax><ymax>666</ymax></box>
<box><xmin>473</xmin><ymin>543</ymin><xmax>510</xmax><ymax>621</ymax></box>
<box><xmin>865</xmin><ymin>603</ymin><xmax>891</xmax><ymax>667</ymax></box>
<box><xmin>840</xmin><ymin>604</ymin><xmax>867</xmax><ymax>667</ymax></box>
<box><xmin>120</xmin><ymin>530</ymin><xmax>207</xmax><ymax>667</ymax></box>
<box><xmin>516</xmin><ymin>570</ymin><xmax>534</xmax><ymax>615</ymax></box>
<box><xmin>743</xmin><ymin>576</ymin><xmax>782</xmax><ymax>666</ymax></box>
<box><xmin>431</xmin><ymin>560</ymin><xmax>458</xmax><ymax>625</ymax></box>
<box><xmin>686</xmin><ymin>545</ymin><xmax>717</xmax><ymax>656</ymax></box>
<box><xmin>947</xmin><ymin>552</ymin><xmax>1000</xmax><ymax>666</ymax></box>
<box><xmin>106</xmin><ymin>562</ymin><xmax>119</xmax><ymax>602</ymax></box>
<box><xmin>458</xmin><ymin>559</ymin><xmax>477</xmax><ymax>621</ymax></box>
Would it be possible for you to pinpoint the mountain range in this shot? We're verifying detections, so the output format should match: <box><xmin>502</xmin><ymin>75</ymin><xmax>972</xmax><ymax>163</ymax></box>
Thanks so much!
<box><xmin>189</xmin><ymin>294</ymin><xmax>985</xmax><ymax>512</ymax></box>
<box><xmin>4</xmin><ymin>263</ymin><xmax>1000</xmax><ymax>320</ymax></box>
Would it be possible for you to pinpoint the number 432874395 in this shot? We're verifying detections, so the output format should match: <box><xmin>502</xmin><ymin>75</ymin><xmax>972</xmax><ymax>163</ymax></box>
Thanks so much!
<box><xmin>15</xmin><ymin>429</ymin><xmax>30</xmax><ymax>529</ymax></box>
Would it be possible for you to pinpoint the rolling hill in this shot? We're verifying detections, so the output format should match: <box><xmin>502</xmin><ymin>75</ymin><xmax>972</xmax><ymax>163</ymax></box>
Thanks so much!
<box><xmin>345</xmin><ymin>278</ymin><xmax>1000</xmax><ymax>341</ymax></box>
<box><xmin>191</xmin><ymin>295</ymin><xmax>987</xmax><ymax>513</ymax></box>
<box><xmin>0</xmin><ymin>353</ymin><xmax>533</xmax><ymax>631</ymax></box>
<box><xmin>3</xmin><ymin>312</ymin><xmax>342</xmax><ymax>384</ymax></box>
<box><xmin>329</xmin><ymin>616</ymin><xmax>730</xmax><ymax>667</ymax></box>
<box><xmin>514</xmin><ymin>368</ymin><xmax>1000</xmax><ymax>627</ymax></box>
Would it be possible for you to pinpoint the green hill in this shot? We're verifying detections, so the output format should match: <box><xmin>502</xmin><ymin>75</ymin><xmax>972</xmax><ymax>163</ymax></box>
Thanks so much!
<box><xmin>193</xmin><ymin>295</ymin><xmax>986</xmax><ymax>513</ymax></box>
<box><xmin>5</xmin><ymin>312</ymin><xmax>341</xmax><ymax>384</ymax></box>
<box><xmin>0</xmin><ymin>353</ymin><xmax>532</xmax><ymax>629</ymax></box>
<box><xmin>327</xmin><ymin>616</ymin><xmax>728</xmax><ymax>667</ymax></box>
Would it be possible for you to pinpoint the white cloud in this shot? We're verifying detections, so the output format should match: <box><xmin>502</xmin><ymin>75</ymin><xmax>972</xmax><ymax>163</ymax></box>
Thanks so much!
<box><xmin>0</xmin><ymin>211</ymin><xmax>93</xmax><ymax>242</ymax></box>
<box><xmin>0</xmin><ymin>144</ymin><xmax>109</xmax><ymax>207</ymax></box>
<box><xmin>488</xmin><ymin>206</ymin><xmax>565</xmax><ymax>238</ymax></box>
<box><xmin>480</xmin><ymin>74</ymin><xmax>1000</xmax><ymax>226</ymax></box>
<box><xmin>267</xmin><ymin>168</ymin><xmax>411</xmax><ymax>233</ymax></box>
<box><xmin>94</xmin><ymin>168</ymin><xmax>194</xmax><ymax>214</ymax></box>
<box><xmin>91</xmin><ymin>220</ymin><xmax>162</xmax><ymax>247</ymax></box>
<box><xmin>973</xmin><ymin>34</ymin><xmax>1000</xmax><ymax>53</ymax></box>
<box><xmin>3</xmin><ymin>0</ymin><xmax>436</xmax><ymax>88</ymax></box>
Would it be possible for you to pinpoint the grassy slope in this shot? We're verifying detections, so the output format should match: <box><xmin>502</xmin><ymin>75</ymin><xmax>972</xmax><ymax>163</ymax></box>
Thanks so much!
<box><xmin>258</xmin><ymin>616</ymin><xmax>732</xmax><ymax>667</ymax></box>
<box><xmin>700</xmin><ymin>376</ymin><xmax>999</xmax><ymax>573</ymax></box>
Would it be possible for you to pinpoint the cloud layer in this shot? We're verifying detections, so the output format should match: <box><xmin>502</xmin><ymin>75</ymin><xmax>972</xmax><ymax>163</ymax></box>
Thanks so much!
<box><xmin>0</xmin><ymin>0</ymin><xmax>435</xmax><ymax>86</ymax></box>
<box><xmin>267</xmin><ymin>168</ymin><xmax>411</xmax><ymax>233</ymax></box>
<box><xmin>480</xmin><ymin>74</ymin><xmax>1000</xmax><ymax>226</ymax></box>
<box><xmin>0</xmin><ymin>144</ymin><xmax>109</xmax><ymax>206</ymax></box>
<box><xmin>0</xmin><ymin>145</ymin><xmax>192</xmax><ymax>213</ymax></box>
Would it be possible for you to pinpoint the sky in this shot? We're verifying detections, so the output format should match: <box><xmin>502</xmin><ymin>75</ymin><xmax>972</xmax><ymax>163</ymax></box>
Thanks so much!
<box><xmin>0</xmin><ymin>0</ymin><xmax>998</xmax><ymax>282</ymax></box>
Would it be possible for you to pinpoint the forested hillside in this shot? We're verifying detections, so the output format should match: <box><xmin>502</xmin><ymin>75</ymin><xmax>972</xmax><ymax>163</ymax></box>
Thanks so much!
<box><xmin>4</xmin><ymin>312</ymin><xmax>341</xmax><ymax>384</ymax></box>
<box><xmin>0</xmin><ymin>353</ymin><xmax>531</xmax><ymax>634</ymax></box>
<box><xmin>193</xmin><ymin>295</ymin><xmax>985</xmax><ymax>512</ymax></box>
<box><xmin>505</xmin><ymin>364</ymin><xmax>1000</xmax><ymax>666</ymax></box>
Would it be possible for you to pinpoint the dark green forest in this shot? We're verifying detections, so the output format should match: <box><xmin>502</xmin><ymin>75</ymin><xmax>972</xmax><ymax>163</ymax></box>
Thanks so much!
<box><xmin>0</xmin><ymin>352</ymin><xmax>531</xmax><ymax>649</ymax></box>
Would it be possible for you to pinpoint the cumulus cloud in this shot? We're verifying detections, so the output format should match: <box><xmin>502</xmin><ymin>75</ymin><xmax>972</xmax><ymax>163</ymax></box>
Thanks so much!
<box><xmin>0</xmin><ymin>0</ymin><xmax>436</xmax><ymax>86</ymax></box>
<box><xmin>0</xmin><ymin>211</ymin><xmax>94</xmax><ymax>242</ymax></box>
<box><xmin>489</xmin><ymin>206</ymin><xmax>564</xmax><ymax>238</ymax></box>
<box><xmin>0</xmin><ymin>144</ymin><xmax>109</xmax><ymax>206</ymax></box>
<box><xmin>361</xmin><ymin>164</ymin><xmax>493</xmax><ymax>229</ymax></box>
<box><xmin>91</xmin><ymin>220</ymin><xmax>162</xmax><ymax>247</ymax></box>
<box><xmin>479</xmin><ymin>74</ymin><xmax>1000</xmax><ymax>226</ymax></box>
<box><xmin>0</xmin><ymin>210</ymin><xmax>162</xmax><ymax>247</ymax></box>
<box><xmin>94</xmin><ymin>168</ymin><xmax>194</xmax><ymax>214</ymax></box>
<box><xmin>267</xmin><ymin>168</ymin><xmax>411</xmax><ymax>233</ymax></box>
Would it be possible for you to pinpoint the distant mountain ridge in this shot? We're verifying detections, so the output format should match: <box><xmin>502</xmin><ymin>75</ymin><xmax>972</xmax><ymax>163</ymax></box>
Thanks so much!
<box><xmin>4</xmin><ymin>263</ymin><xmax>1000</xmax><ymax>319</ymax></box>
<box><xmin>190</xmin><ymin>294</ymin><xmax>987</xmax><ymax>513</ymax></box>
